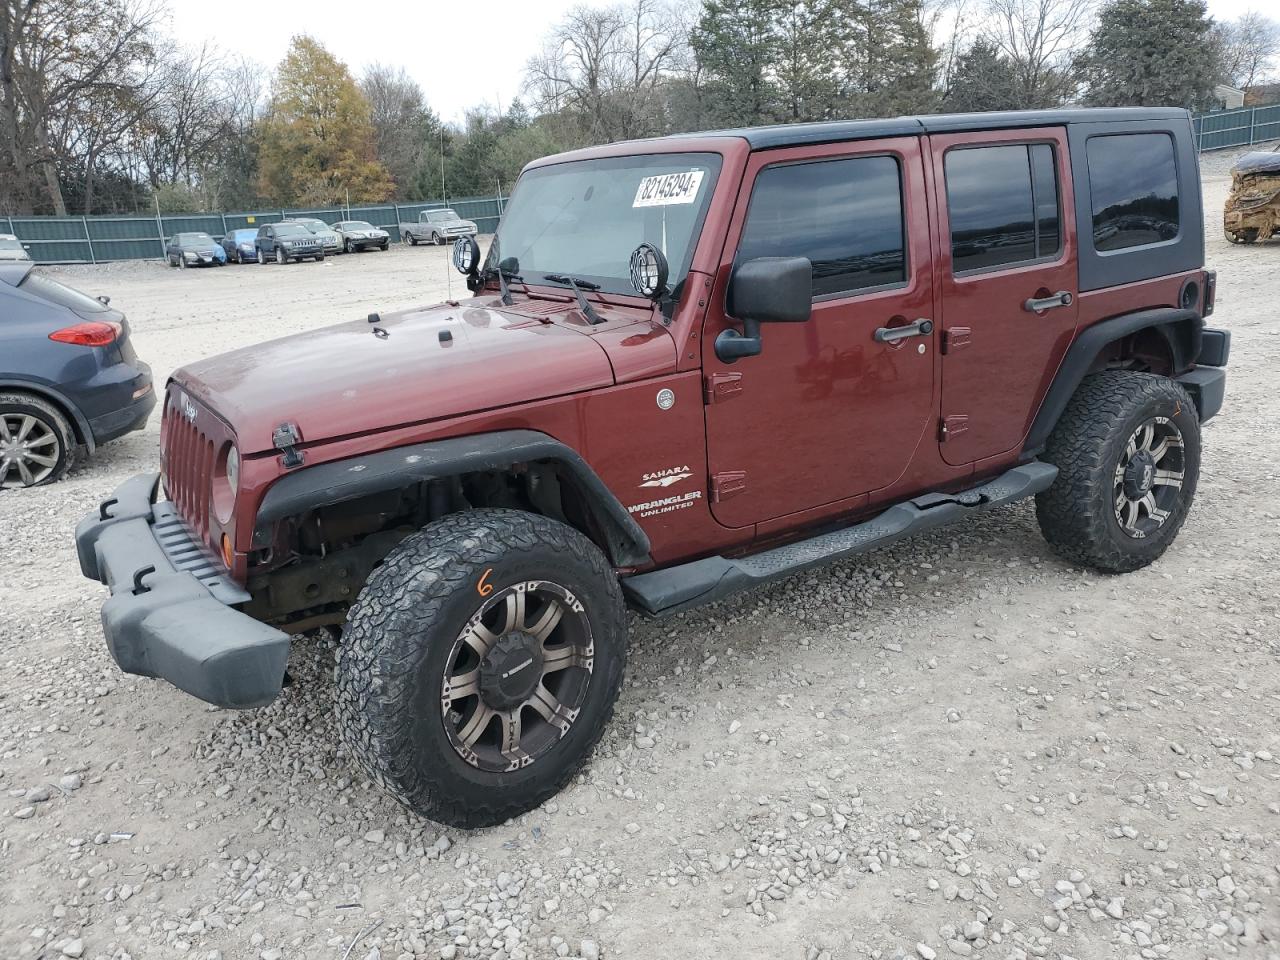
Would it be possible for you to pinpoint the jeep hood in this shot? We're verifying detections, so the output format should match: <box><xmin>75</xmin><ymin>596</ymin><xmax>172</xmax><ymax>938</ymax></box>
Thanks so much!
<box><xmin>172</xmin><ymin>301</ymin><xmax>616</xmax><ymax>455</ymax></box>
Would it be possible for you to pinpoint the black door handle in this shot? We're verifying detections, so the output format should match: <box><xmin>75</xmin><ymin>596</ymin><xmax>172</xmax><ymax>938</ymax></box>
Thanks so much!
<box><xmin>1024</xmin><ymin>291</ymin><xmax>1073</xmax><ymax>312</ymax></box>
<box><xmin>874</xmin><ymin>318</ymin><xmax>934</xmax><ymax>343</ymax></box>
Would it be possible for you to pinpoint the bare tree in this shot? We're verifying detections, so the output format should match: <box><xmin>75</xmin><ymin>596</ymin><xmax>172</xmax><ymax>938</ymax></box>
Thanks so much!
<box><xmin>361</xmin><ymin>64</ymin><xmax>438</xmax><ymax>197</ymax></box>
<box><xmin>1216</xmin><ymin>11</ymin><xmax>1280</xmax><ymax>93</ymax></box>
<box><xmin>0</xmin><ymin>0</ymin><xmax>162</xmax><ymax>215</ymax></box>
<box><xmin>526</xmin><ymin>0</ymin><xmax>684</xmax><ymax>143</ymax></box>
<box><xmin>983</xmin><ymin>0</ymin><xmax>1094</xmax><ymax>107</ymax></box>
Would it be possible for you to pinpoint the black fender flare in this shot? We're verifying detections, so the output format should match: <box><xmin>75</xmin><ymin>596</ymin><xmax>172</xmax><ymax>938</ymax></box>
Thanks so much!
<box><xmin>0</xmin><ymin>377</ymin><xmax>95</xmax><ymax>452</ymax></box>
<box><xmin>251</xmin><ymin>429</ymin><xmax>651</xmax><ymax>567</ymax></box>
<box><xmin>1023</xmin><ymin>307</ymin><xmax>1202</xmax><ymax>457</ymax></box>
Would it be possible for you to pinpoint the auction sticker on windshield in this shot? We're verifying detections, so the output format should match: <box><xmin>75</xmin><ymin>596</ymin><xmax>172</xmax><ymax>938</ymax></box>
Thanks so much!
<box><xmin>633</xmin><ymin>171</ymin><xmax>705</xmax><ymax>208</ymax></box>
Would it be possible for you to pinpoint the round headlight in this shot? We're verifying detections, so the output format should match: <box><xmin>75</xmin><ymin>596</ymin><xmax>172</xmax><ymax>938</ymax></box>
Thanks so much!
<box><xmin>213</xmin><ymin>444</ymin><xmax>239</xmax><ymax>524</ymax></box>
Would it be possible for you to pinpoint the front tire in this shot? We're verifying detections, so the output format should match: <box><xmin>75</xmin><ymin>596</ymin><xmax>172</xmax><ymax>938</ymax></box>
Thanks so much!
<box><xmin>1036</xmin><ymin>371</ymin><xmax>1201</xmax><ymax>574</ymax></box>
<box><xmin>431</xmin><ymin>231</ymin><xmax>443</xmax><ymax>245</ymax></box>
<box><xmin>335</xmin><ymin>509</ymin><xmax>626</xmax><ymax>828</ymax></box>
<box><xmin>0</xmin><ymin>393</ymin><xmax>77</xmax><ymax>489</ymax></box>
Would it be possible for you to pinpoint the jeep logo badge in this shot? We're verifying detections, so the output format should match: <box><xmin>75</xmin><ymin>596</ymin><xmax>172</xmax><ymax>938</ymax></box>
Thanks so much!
<box><xmin>181</xmin><ymin>395</ymin><xmax>197</xmax><ymax>423</ymax></box>
<box><xmin>656</xmin><ymin>388</ymin><xmax>676</xmax><ymax>411</ymax></box>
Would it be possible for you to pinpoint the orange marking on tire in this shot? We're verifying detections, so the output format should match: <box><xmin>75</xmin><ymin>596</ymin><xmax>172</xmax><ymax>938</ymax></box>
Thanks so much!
<box><xmin>477</xmin><ymin>568</ymin><xmax>494</xmax><ymax>597</ymax></box>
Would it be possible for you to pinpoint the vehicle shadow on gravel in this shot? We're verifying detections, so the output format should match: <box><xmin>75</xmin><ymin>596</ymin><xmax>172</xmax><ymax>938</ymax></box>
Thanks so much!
<box><xmin>208</xmin><ymin>500</ymin><xmax>1059</xmax><ymax>828</ymax></box>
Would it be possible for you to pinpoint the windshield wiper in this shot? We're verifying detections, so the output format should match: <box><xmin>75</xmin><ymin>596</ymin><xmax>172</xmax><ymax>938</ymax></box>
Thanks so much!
<box><xmin>542</xmin><ymin>274</ymin><xmax>604</xmax><ymax>324</ymax></box>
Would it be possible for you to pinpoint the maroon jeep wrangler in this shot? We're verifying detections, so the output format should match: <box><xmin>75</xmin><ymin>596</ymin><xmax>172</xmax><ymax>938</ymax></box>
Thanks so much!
<box><xmin>77</xmin><ymin>108</ymin><xmax>1228</xmax><ymax>827</ymax></box>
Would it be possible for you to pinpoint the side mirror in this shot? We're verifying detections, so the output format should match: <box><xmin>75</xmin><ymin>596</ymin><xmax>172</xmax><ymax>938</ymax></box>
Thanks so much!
<box><xmin>96</xmin><ymin>295</ymin><xmax>111</xmax><ymax>306</ymax></box>
<box><xmin>716</xmin><ymin>257</ymin><xmax>811</xmax><ymax>362</ymax></box>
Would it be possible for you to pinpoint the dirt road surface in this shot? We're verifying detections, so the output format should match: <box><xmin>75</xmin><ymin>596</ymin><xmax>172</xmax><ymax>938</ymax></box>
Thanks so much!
<box><xmin>2</xmin><ymin>151</ymin><xmax>1277</xmax><ymax>960</ymax></box>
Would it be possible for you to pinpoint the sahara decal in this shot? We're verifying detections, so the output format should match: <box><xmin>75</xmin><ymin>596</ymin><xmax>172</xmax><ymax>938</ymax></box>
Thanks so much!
<box><xmin>640</xmin><ymin>465</ymin><xmax>693</xmax><ymax>488</ymax></box>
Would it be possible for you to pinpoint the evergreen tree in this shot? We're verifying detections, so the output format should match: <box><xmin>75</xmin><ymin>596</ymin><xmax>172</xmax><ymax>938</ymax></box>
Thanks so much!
<box><xmin>257</xmin><ymin>36</ymin><xmax>394</xmax><ymax>205</ymax></box>
<box><xmin>1078</xmin><ymin>0</ymin><xmax>1220</xmax><ymax>110</ymax></box>
<box><xmin>691</xmin><ymin>0</ymin><xmax>783</xmax><ymax>125</ymax></box>
<box><xmin>944</xmin><ymin>38</ymin><xmax>1023</xmax><ymax>112</ymax></box>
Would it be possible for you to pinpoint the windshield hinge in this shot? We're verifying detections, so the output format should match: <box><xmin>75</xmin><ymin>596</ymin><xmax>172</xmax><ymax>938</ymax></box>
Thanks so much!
<box><xmin>272</xmin><ymin>421</ymin><xmax>305</xmax><ymax>469</ymax></box>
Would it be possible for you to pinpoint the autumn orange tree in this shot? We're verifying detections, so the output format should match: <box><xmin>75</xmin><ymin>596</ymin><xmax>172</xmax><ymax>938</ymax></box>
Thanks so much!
<box><xmin>257</xmin><ymin>36</ymin><xmax>393</xmax><ymax>206</ymax></box>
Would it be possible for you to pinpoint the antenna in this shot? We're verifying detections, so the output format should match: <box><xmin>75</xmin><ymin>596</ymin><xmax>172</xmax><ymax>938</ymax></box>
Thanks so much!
<box><xmin>441</xmin><ymin>125</ymin><xmax>451</xmax><ymax>300</ymax></box>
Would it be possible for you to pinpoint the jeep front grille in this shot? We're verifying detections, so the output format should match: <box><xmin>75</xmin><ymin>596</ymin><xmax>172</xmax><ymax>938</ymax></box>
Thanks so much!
<box><xmin>161</xmin><ymin>394</ymin><xmax>216</xmax><ymax>540</ymax></box>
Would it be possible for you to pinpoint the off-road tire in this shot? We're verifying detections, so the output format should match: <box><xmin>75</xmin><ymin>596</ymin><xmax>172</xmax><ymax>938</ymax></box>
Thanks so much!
<box><xmin>335</xmin><ymin>508</ymin><xmax>626</xmax><ymax>828</ymax></box>
<box><xmin>1036</xmin><ymin>371</ymin><xmax>1200</xmax><ymax>574</ymax></box>
<box><xmin>0</xmin><ymin>392</ymin><xmax>78</xmax><ymax>489</ymax></box>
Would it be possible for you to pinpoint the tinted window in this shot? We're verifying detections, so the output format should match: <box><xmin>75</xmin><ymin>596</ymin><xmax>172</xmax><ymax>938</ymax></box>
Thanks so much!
<box><xmin>737</xmin><ymin>156</ymin><xmax>906</xmax><ymax>298</ymax></box>
<box><xmin>946</xmin><ymin>144</ymin><xmax>1061</xmax><ymax>273</ymax></box>
<box><xmin>1087</xmin><ymin>134</ymin><xmax>1179</xmax><ymax>252</ymax></box>
<box><xmin>20</xmin><ymin>272</ymin><xmax>109</xmax><ymax>315</ymax></box>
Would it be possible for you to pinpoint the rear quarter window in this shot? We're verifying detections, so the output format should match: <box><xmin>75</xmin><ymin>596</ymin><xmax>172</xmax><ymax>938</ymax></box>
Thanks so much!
<box><xmin>1087</xmin><ymin>133</ymin><xmax>1179</xmax><ymax>252</ymax></box>
<box><xmin>19</xmin><ymin>272</ymin><xmax>110</xmax><ymax>316</ymax></box>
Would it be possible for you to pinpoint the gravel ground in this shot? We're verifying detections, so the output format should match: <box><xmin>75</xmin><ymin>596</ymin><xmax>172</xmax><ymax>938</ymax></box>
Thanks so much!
<box><xmin>2</xmin><ymin>150</ymin><xmax>1279</xmax><ymax>960</ymax></box>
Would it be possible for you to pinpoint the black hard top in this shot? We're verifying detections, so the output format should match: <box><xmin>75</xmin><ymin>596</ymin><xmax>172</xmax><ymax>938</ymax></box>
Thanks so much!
<box><xmin>672</xmin><ymin>108</ymin><xmax>1191</xmax><ymax>150</ymax></box>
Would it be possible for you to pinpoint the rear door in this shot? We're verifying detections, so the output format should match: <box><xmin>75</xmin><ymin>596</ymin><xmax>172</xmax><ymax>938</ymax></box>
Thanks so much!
<box><xmin>928</xmin><ymin>127</ymin><xmax>1078</xmax><ymax>465</ymax></box>
<box><xmin>701</xmin><ymin>136</ymin><xmax>937</xmax><ymax>528</ymax></box>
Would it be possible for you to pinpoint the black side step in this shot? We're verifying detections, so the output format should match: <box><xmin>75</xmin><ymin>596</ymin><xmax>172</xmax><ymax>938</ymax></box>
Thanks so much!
<box><xmin>622</xmin><ymin>462</ymin><xmax>1058</xmax><ymax>617</ymax></box>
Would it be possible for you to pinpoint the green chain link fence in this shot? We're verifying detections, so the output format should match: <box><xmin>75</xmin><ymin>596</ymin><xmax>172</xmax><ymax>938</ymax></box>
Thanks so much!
<box><xmin>1</xmin><ymin>194</ymin><xmax>508</xmax><ymax>264</ymax></box>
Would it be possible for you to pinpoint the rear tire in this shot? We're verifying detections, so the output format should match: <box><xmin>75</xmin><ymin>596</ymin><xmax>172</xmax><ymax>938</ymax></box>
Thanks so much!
<box><xmin>0</xmin><ymin>393</ymin><xmax>77</xmax><ymax>489</ymax></box>
<box><xmin>335</xmin><ymin>509</ymin><xmax>626</xmax><ymax>828</ymax></box>
<box><xmin>1036</xmin><ymin>371</ymin><xmax>1201</xmax><ymax>574</ymax></box>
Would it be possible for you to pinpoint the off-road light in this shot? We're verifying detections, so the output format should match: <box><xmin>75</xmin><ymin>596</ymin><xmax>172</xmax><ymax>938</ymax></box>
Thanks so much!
<box><xmin>629</xmin><ymin>242</ymin><xmax>668</xmax><ymax>300</ymax></box>
<box><xmin>452</xmin><ymin>236</ymin><xmax>480</xmax><ymax>275</ymax></box>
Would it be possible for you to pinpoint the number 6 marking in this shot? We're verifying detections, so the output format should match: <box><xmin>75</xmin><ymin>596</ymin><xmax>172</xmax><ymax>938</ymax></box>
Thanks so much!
<box><xmin>477</xmin><ymin>568</ymin><xmax>494</xmax><ymax>597</ymax></box>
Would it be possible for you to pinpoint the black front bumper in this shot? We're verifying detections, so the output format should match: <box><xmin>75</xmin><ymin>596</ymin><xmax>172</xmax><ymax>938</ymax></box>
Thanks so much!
<box><xmin>75</xmin><ymin>474</ymin><xmax>289</xmax><ymax>709</ymax></box>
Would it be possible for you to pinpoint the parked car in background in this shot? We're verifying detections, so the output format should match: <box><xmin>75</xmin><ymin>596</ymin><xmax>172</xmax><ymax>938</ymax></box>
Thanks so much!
<box><xmin>330</xmin><ymin>220</ymin><xmax>390</xmax><ymax>253</ymax></box>
<box><xmin>165</xmin><ymin>232</ymin><xmax>223</xmax><ymax>269</ymax></box>
<box><xmin>399</xmin><ymin>208</ymin><xmax>478</xmax><ymax>245</ymax></box>
<box><xmin>221</xmin><ymin>229</ymin><xmax>260</xmax><ymax>263</ymax></box>
<box><xmin>0</xmin><ymin>262</ymin><xmax>153</xmax><ymax>488</ymax></box>
<box><xmin>254</xmin><ymin>222</ymin><xmax>324</xmax><ymax>264</ymax></box>
<box><xmin>286</xmin><ymin>217</ymin><xmax>342</xmax><ymax>255</ymax></box>
<box><xmin>0</xmin><ymin>234</ymin><xmax>32</xmax><ymax>261</ymax></box>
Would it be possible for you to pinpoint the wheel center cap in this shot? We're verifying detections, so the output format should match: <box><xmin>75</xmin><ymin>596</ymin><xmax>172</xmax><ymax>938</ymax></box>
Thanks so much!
<box><xmin>1124</xmin><ymin>451</ymin><xmax>1156</xmax><ymax>499</ymax></box>
<box><xmin>479</xmin><ymin>632</ymin><xmax>544</xmax><ymax>710</ymax></box>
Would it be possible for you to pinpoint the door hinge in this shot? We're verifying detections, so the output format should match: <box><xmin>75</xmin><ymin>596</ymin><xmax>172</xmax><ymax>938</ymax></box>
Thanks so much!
<box><xmin>711</xmin><ymin>470</ymin><xmax>747</xmax><ymax>502</ymax></box>
<box><xmin>272</xmin><ymin>421</ymin><xmax>305</xmax><ymax>469</ymax></box>
<box><xmin>939</xmin><ymin>415</ymin><xmax>969</xmax><ymax>442</ymax></box>
<box><xmin>941</xmin><ymin>327</ymin><xmax>971</xmax><ymax>354</ymax></box>
<box><xmin>704</xmin><ymin>371</ymin><xmax>744</xmax><ymax>405</ymax></box>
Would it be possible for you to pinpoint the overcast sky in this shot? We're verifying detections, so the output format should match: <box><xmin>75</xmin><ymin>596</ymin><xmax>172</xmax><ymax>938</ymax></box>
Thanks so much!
<box><xmin>167</xmin><ymin>0</ymin><xmax>1267</xmax><ymax>125</ymax></box>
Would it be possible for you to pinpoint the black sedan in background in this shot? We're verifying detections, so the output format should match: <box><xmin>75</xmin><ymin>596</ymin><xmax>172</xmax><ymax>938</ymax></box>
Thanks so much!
<box><xmin>165</xmin><ymin>232</ymin><xmax>223</xmax><ymax>269</ymax></box>
<box><xmin>0</xmin><ymin>263</ymin><xmax>154</xmax><ymax>488</ymax></box>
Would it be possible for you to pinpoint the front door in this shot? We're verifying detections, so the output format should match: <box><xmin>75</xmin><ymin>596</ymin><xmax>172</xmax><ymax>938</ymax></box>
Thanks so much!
<box><xmin>928</xmin><ymin>127</ymin><xmax>1079</xmax><ymax>465</ymax></box>
<box><xmin>702</xmin><ymin>137</ymin><xmax>937</xmax><ymax>529</ymax></box>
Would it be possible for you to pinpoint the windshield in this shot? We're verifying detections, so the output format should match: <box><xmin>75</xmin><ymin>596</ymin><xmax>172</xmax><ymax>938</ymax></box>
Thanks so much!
<box><xmin>0</xmin><ymin>238</ymin><xmax>23</xmax><ymax>251</ymax></box>
<box><xmin>185</xmin><ymin>233</ymin><xmax>213</xmax><ymax>244</ymax></box>
<box><xmin>490</xmin><ymin>153</ymin><xmax>722</xmax><ymax>296</ymax></box>
<box><xmin>275</xmin><ymin>224</ymin><xmax>308</xmax><ymax>237</ymax></box>
<box><xmin>346</xmin><ymin>221</ymin><xmax>375</xmax><ymax>230</ymax></box>
<box><xmin>233</xmin><ymin>230</ymin><xmax>256</xmax><ymax>241</ymax></box>
<box><xmin>429</xmin><ymin>210</ymin><xmax>459</xmax><ymax>220</ymax></box>
<box><xmin>296</xmin><ymin>220</ymin><xmax>327</xmax><ymax>232</ymax></box>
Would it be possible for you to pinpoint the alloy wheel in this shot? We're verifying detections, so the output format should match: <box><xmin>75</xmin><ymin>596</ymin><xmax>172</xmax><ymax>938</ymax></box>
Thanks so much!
<box><xmin>0</xmin><ymin>413</ymin><xmax>61</xmax><ymax>488</ymax></box>
<box><xmin>441</xmin><ymin>580</ymin><xmax>594</xmax><ymax>772</ymax></box>
<box><xmin>1113</xmin><ymin>416</ymin><xmax>1184</xmax><ymax>538</ymax></box>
